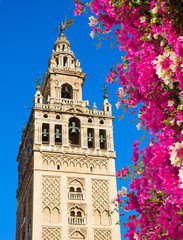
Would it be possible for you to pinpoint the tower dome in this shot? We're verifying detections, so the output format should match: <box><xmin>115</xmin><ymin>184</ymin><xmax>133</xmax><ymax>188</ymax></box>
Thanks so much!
<box><xmin>48</xmin><ymin>32</ymin><xmax>81</xmax><ymax>72</ymax></box>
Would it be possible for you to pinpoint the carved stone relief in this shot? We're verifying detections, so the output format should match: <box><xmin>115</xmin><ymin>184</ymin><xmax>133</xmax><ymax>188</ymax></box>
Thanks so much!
<box><xmin>42</xmin><ymin>154</ymin><xmax>108</xmax><ymax>173</ymax></box>
<box><xmin>94</xmin><ymin>229</ymin><xmax>112</xmax><ymax>240</ymax></box>
<box><xmin>92</xmin><ymin>179</ymin><xmax>110</xmax><ymax>212</ymax></box>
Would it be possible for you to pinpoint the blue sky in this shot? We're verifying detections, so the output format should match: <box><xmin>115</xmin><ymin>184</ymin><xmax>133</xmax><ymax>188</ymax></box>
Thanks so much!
<box><xmin>0</xmin><ymin>0</ymin><xmax>147</xmax><ymax>239</ymax></box>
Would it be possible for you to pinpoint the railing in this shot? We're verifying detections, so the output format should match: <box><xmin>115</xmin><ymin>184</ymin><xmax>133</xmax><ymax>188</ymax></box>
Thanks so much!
<box><xmin>48</xmin><ymin>97</ymin><xmax>89</xmax><ymax>108</ymax></box>
<box><xmin>68</xmin><ymin>217</ymin><xmax>86</xmax><ymax>225</ymax></box>
<box><xmin>68</xmin><ymin>192</ymin><xmax>84</xmax><ymax>200</ymax></box>
<box><xmin>34</xmin><ymin>102</ymin><xmax>112</xmax><ymax>116</ymax></box>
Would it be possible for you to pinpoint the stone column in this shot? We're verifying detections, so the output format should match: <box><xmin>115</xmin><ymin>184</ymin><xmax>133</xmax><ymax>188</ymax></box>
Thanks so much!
<box><xmin>94</xmin><ymin>128</ymin><xmax>100</xmax><ymax>150</ymax></box>
<box><xmin>62</xmin><ymin>124</ymin><xmax>69</xmax><ymax>146</ymax></box>
<box><xmin>50</xmin><ymin>79</ymin><xmax>56</xmax><ymax>98</ymax></box>
<box><xmin>34</xmin><ymin>122</ymin><xmax>42</xmax><ymax>144</ymax></box>
<box><xmin>81</xmin><ymin>127</ymin><xmax>87</xmax><ymax>149</ymax></box>
<box><xmin>50</xmin><ymin>124</ymin><xmax>55</xmax><ymax>146</ymax></box>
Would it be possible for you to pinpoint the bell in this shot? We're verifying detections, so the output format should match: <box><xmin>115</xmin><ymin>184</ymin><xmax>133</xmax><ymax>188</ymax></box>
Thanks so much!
<box><xmin>71</xmin><ymin>128</ymin><xmax>77</xmax><ymax>134</ymax></box>
<box><xmin>69</xmin><ymin>122</ymin><xmax>79</xmax><ymax>135</ymax></box>
<box><xmin>88</xmin><ymin>133</ymin><xmax>93</xmax><ymax>142</ymax></box>
<box><xmin>55</xmin><ymin>129</ymin><xmax>61</xmax><ymax>139</ymax></box>
<box><xmin>65</xmin><ymin>86</ymin><xmax>69</xmax><ymax>94</ymax></box>
<box><xmin>42</xmin><ymin>128</ymin><xmax>48</xmax><ymax>137</ymax></box>
<box><xmin>99</xmin><ymin>134</ymin><xmax>105</xmax><ymax>143</ymax></box>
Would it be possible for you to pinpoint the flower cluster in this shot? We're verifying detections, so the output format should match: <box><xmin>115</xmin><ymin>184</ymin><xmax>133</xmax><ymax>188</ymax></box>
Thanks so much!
<box><xmin>75</xmin><ymin>0</ymin><xmax>183</xmax><ymax>239</ymax></box>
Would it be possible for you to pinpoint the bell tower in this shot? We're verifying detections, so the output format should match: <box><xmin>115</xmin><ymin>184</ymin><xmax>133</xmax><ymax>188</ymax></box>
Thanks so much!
<box><xmin>16</xmin><ymin>29</ymin><xmax>121</xmax><ymax>240</ymax></box>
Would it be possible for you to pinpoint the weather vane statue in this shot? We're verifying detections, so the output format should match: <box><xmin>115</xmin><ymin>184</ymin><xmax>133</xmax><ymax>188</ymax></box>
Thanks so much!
<box><xmin>34</xmin><ymin>75</ymin><xmax>41</xmax><ymax>91</ymax></box>
<box><xmin>101</xmin><ymin>84</ymin><xmax>109</xmax><ymax>99</ymax></box>
<box><xmin>53</xmin><ymin>18</ymin><xmax>74</xmax><ymax>36</ymax></box>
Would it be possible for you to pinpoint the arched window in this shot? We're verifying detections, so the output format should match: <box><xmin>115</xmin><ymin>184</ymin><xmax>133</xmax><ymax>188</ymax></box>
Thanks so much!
<box><xmin>63</xmin><ymin>56</ymin><xmax>68</xmax><ymax>66</ymax></box>
<box><xmin>77</xmin><ymin>211</ymin><xmax>82</xmax><ymax>217</ymax></box>
<box><xmin>69</xmin><ymin>207</ymin><xmax>85</xmax><ymax>225</ymax></box>
<box><xmin>68</xmin><ymin>180</ymin><xmax>84</xmax><ymax>200</ymax></box>
<box><xmin>69</xmin><ymin>187</ymin><xmax>75</xmax><ymax>192</ymax></box>
<box><xmin>69</xmin><ymin>117</ymin><xmax>80</xmax><ymax>146</ymax></box>
<box><xmin>76</xmin><ymin>187</ymin><xmax>82</xmax><ymax>193</ymax></box>
<box><xmin>70</xmin><ymin>211</ymin><xmax>75</xmax><ymax>217</ymax></box>
<box><xmin>61</xmin><ymin>84</ymin><xmax>73</xmax><ymax>99</ymax></box>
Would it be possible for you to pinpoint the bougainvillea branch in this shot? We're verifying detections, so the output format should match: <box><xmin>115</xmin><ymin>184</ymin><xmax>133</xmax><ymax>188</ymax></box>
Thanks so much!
<box><xmin>75</xmin><ymin>0</ymin><xmax>183</xmax><ymax>239</ymax></box>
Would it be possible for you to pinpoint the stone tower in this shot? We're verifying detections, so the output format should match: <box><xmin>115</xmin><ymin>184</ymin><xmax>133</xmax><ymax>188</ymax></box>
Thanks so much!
<box><xmin>16</xmin><ymin>32</ymin><xmax>121</xmax><ymax>240</ymax></box>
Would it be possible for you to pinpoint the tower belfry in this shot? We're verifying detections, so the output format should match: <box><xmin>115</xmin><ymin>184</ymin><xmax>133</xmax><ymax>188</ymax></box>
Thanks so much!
<box><xmin>16</xmin><ymin>27</ymin><xmax>121</xmax><ymax>240</ymax></box>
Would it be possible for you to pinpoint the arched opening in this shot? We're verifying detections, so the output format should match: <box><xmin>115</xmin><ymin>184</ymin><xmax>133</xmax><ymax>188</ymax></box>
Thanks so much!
<box><xmin>70</xmin><ymin>211</ymin><xmax>75</xmax><ymax>217</ymax></box>
<box><xmin>87</xmin><ymin>128</ymin><xmax>94</xmax><ymax>148</ymax></box>
<box><xmin>63</xmin><ymin>56</ymin><xmax>68</xmax><ymax>66</ymax></box>
<box><xmin>61</xmin><ymin>84</ymin><xmax>73</xmax><ymax>99</ymax></box>
<box><xmin>69</xmin><ymin>187</ymin><xmax>75</xmax><ymax>192</ymax></box>
<box><xmin>77</xmin><ymin>211</ymin><xmax>82</xmax><ymax>217</ymax></box>
<box><xmin>76</xmin><ymin>187</ymin><xmax>82</xmax><ymax>193</ymax></box>
<box><xmin>42</xmin><ymin>123</ymin><xmax>49</xmax><ymax>143</ymax></box>
<box><xmin>69</xmin><ymin>117</ymin><xmax>80</xmax><ymax>146</ymax></box>
<box><xmin>55</xmin><ymin>125</ymin><xmax>62</xmax><ymax>144</ymax></box>
<box><xmin>99</xmin><ymin>129</ymin><xmax>107</xmax><ymax>150</ymax></box>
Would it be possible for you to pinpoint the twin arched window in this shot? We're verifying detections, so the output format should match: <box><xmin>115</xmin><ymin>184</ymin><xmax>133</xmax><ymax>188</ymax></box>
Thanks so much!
<box><xmin>69</xmin><ymin>207</ymin><xmax>85</xmax><ymax>224</ymax></box>
<box><xmin>68</xmin><ymin>180</ymin><xmax>84</xmax><ymax>200</ymax></box>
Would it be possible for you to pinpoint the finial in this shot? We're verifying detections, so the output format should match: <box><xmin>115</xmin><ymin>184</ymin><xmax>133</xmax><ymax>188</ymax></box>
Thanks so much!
<box><xmin>34</xmin><ymin>75</ymin><xmax>41</xmax><ymax>91</ymax></box>
<box><xmin>101</xmin><ymin>84</ymin><xmax>109</xmax><ymax>99</ymax></box>
<box><xmin>53</xmin><ymin>18</ymin><xmax>74</xmax><ymax>37</ymax></box>
<box><xmin>92</xmin><ymin>102</ymin><xmax>97</xmax><ymax>110</ymax></box>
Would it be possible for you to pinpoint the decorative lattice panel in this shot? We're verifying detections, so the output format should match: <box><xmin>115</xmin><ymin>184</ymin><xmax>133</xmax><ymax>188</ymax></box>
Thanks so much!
<box><xmin>92</xmin><ymin>179</ymin><xmax>110</xmax><ymax>212</ymax></box>
<box><xmin>42</xmin><ymin>154</ymin><xmax>108</xmax><ymax>170</ymax></box>
<box><xmin>42</xmin><ymin>176</ymin><xmax>61</xmax><ymax>210</ymax></box>
<box><xmin>94</xmin><ymin>229</ymin><xmax>112</xmax><ymax>240</ymax></box>
<box><xmin>42</xmin><ymin>227</ymin><xmax>61</xmax><ymax>240</ymax></box>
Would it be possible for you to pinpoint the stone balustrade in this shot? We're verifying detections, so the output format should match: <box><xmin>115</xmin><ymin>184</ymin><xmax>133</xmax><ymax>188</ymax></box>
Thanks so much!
<box><xmin>68</xmin><ymin>217</ymin><xmax>86</xmax><ymax>225</ymax></box>
<box><xmin>68</xmin><ymin>192</ymin><xmax>84</xmax><ymax>200</ymax></box>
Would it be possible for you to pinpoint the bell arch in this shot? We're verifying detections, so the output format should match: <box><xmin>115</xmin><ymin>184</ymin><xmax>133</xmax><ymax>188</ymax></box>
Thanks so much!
<box><xmin>61</xmin><ymin>83</ymin><xmax>73</xmax><ymax>99</ymax></box>
<box><xmin>69</xmin><ymin>117</ymin><xmax>80</xmax><ymax>146</ymax></box>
